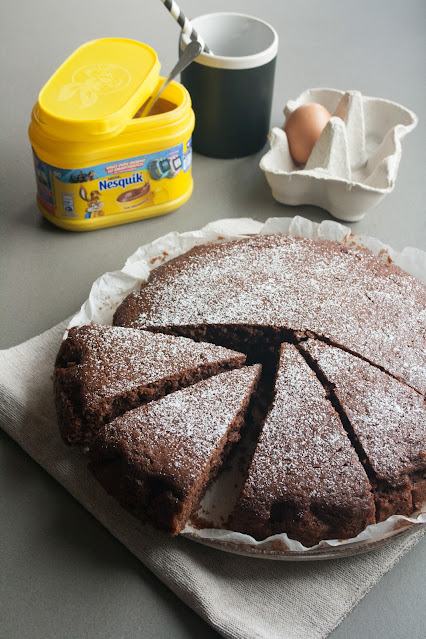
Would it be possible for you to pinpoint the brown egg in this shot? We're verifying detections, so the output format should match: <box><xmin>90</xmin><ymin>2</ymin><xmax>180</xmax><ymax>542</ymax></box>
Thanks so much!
<box><xmin>284</xmin><ymin>103</ymin><xmax>331</xmax><ymax>165</ymax></box>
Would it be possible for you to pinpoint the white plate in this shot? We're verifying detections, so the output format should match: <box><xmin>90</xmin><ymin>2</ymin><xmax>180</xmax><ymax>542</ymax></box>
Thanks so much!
<box><xmin>182</xmin><ymin>523</ymin><xmax>423</xmax><ymax>561</ymax></box>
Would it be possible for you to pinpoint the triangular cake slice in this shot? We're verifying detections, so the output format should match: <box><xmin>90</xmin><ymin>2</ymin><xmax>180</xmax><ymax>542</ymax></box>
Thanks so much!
<box><xmin>113</xmin><ymin>235</ymin><xmax>426</xmax><ymax>395</ymax></box>
<box><xmin>87</xmin><ymin>365</ymin><xmax>262</xmax><ymax>536</ymax></box>
<box><xmin>230</xmin><ymin>343</ymin><xmax>375</xmax><ymax>547</ymax></box>
<box><xmin>299</xmin><ymin>339</ymin><xmax>426</xmax><ymax>521</ymax></box>
<box><xmin>54</xmin><ymin>324</ymin><xmax>246</xmax><ymax>446</ymax></box>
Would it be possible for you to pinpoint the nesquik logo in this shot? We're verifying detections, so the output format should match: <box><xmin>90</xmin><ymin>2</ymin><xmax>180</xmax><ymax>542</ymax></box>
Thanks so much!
<box><xmin>58</xmin><ymin>63</ymin><xmax>131</xmax><ymax>109</ymax></box>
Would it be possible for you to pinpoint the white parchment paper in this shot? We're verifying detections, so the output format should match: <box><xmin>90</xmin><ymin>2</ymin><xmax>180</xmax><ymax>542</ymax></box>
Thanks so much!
<box><xmin>67</xmin><ymin>216</ymin><xmax>426</xmax><ymax>554</ymax></box>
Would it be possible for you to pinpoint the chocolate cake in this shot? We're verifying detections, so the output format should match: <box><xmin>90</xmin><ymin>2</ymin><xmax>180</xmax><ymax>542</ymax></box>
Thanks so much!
<box><xmin>55</xmin><ymin>233</ymin><xmax>426</xmax><ymax>546</ymax></box>
<box><xmin>113</xmin><ymin>234</ymin><xmax>426</xmax><ymax>395</ymax></box>
<box><xmin>54</xmin><ymin>324</ymin><xmax>246</xmax><ymax>446</ymax></box>
<box><xmin>229</xmin><ymin>344</ymin><xmax>376</xmax><ymax>546</ymax></box>
<box><xmin>299</xmin><ymin>339</ymin><xmax>426</xmax><ymax>522</ymax></box>
<box><xmin>88</xmin><ymin>365</ymin><xmax>261</xmax><ymax>536</ymax></box>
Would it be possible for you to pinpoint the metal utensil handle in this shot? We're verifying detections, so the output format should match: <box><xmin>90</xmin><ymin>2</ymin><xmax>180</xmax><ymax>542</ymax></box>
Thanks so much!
<box><xmin>140</xmin><ymin>40</ymin><xmax>202</xmax><ymax>117</ymax></box>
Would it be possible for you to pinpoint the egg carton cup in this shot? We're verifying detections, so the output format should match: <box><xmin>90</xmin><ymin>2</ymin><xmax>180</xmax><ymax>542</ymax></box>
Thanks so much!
<box><xmin>260</xmin><ymin>88</ymin><xmax>418</xmax><ymax>222</ymax></box>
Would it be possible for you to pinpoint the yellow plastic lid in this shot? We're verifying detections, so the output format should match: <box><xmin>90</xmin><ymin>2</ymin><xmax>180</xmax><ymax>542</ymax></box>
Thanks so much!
<box><xmin>37</xmin><ymin>38</ymin><xmax>160</xmax><ymax>140</ymax></box>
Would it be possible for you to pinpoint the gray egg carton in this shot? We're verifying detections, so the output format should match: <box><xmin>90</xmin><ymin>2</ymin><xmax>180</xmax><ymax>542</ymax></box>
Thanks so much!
<box><xmin>260</xmin><ymin>88</ymin><xmax>417</xmax><ymax>222</ymax></box>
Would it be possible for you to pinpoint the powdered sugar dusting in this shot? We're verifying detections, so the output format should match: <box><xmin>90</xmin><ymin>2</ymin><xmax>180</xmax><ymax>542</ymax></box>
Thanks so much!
<box><xmin>101</xmin><ymin>366</ymin><xmax>261</xmax><ymax>485</ymax></box>
<box><xmin>116</xmin><ymin>235</ymin><xmax>426</xmax><ymax>395</ymax></box>
<box><xmin>241</xmin><ymin>344</ymin><xmax>371</xmax><ymax>509</ymax></box>
<box><xmin>302</xmin><ymin>339</ymin><xmax>426</xmax><ymax>486</ymax></box>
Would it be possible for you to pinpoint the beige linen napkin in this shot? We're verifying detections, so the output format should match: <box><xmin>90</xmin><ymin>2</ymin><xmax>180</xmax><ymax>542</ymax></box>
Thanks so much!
<box><xmin>0</xmin><ymin>319</ymin><xmax>424</xmax><ymax>639</ymax></box>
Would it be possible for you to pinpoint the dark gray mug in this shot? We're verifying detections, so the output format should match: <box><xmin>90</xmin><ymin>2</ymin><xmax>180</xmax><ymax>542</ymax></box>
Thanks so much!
<box><xmin>179</xmin><ymin>13</ymin><xmax>278</xmax><ymax>159</ymax></box>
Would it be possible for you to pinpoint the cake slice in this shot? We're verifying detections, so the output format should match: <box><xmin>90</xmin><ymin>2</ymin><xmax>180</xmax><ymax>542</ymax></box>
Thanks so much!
<box><xmin>87</xmin><ymin>365</ymin><xmax>262</xmax><ymax>535</ymax></box>
<box><xmin>230</xmin><ymin>343</ymin><xmax>375</xmax><ymax>547</ymax></box>
<box><xmin>54</xmin><ymin>324</ymin><xmax>246</xmax><ymax>446</ymax></box>
<box><xmin>299</xmin><ymin>339</ymin><xmax>426</xmax><ymax>521</ymax></box>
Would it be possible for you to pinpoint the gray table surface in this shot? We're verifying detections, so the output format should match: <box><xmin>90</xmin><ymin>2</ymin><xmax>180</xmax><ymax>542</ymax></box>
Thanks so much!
<box><xmin>1</xmin><ymin>1</ymin><xmax>425</xmax><ymax>638</ymax></box>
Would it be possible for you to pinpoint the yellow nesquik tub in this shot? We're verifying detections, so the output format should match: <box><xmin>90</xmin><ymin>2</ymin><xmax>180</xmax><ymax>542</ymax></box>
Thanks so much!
<box><xmin>29</xmin><ymin>38</ymin><xmax>195</xmax><ymax>231</ymax></box>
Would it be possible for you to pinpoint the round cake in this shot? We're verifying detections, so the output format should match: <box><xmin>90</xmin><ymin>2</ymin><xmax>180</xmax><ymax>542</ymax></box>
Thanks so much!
<box><xmin>55</xmin><ymin>233</ymin><xmax>426</xmax><ymax>547</ymax></box>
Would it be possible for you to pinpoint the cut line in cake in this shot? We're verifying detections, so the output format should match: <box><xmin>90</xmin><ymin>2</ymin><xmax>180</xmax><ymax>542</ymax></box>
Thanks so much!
<box><xmin>296</xmin><ymin>330</ymin><xmax>425</xmax><ymax>398</ymax></box>
<box><xmin>298</xmin><ymin>340</ymin><xmax>426</xmax><ymax>523</ymax></box>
